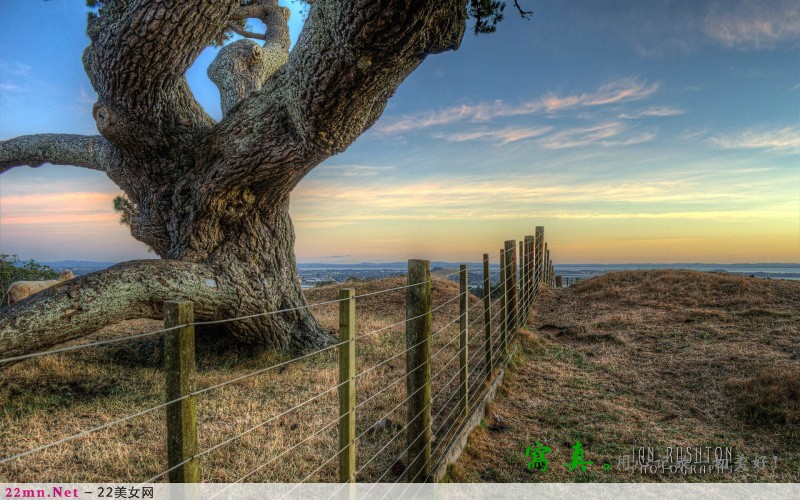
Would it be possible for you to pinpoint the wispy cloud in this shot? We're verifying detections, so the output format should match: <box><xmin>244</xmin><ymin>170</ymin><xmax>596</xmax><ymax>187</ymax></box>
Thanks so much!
<box><xmin>291</xmin><ymin>172</ymin><xmax>795</xmax><ymax>227</ymax></box>
<box><xmin>600</xmin><ymin>132</ymin><xmax>658</xmax><ymax>147</ymax></box>
<box><xmin>539</xmin><ymin>122</ymin><xmax>624</xmax><ymax>149</ymax></box>
<box><xmin>596</xmin><ymin>1</ymin><xmax>799</xmax><ymax>57</ymax></box>
<box><xmin>374</xmin><ymin>78</ymin><xmax>659</xmax><ymax>135</ymax></box>
<box><xmin>705</xmin><ymin>0</ymin><xmax>800</xmax><ymax>49</ymax></box>
<box><xmin>0</xmin><ymin>83</ymin><xmax>27</xmax><ymax>93</ymax></box>
<box><xmin>709</xmin><ymin>126</ymin><xmax>800</xmax><ymax>151</ymax></box>
<box><xmin>550</xmin><ymin>209</ymin><xmax>790</xmax><ymax>221</ymax></box>
<box><xmin>0</xmin><ymin>60</ymin><xmax>33</xmax><ymax>96</ymax></box>
<box><xmin>438</xmin><ymin>126</ymin><xmax>552</xmax><ymax>145</ymax></box>
<box><xmin>317</xmin><ymin>164</ymin><xmax>394</xmax><ymax>177</ymax></box>
<box><xmin>549</xmin><ymin>78</ymin><xmax>659</xmax><ymax>108</ymax></box>
<box><xmin>680</xmin><ymin>126</ymin><xmax>710</xmax><ymax>141</ymax></box>
<box><xmin>537</xmin><ymin>122</ymin><xmax>655</xmax><ymax>149</ymax></box>
<box><xmin>293</xmin><ymin>220</ymin><xmax>355</xmax><ymax>229</ymax></box>
<box><xmin>619</xmin><ymin>106</ymin><xmax>686</xmax><ymax>119</ymax></box>
<box><xmin>0</xmin><ymin>60</ymin><xmax>32</xmax><ymax>77</ymax></box>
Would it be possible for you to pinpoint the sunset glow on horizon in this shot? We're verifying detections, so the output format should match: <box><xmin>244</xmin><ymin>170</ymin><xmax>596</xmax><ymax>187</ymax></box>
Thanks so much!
<box><xmin>1</xmin><ymin>0</ymin><xmax>798</xmax><ymax>265</ymax></box>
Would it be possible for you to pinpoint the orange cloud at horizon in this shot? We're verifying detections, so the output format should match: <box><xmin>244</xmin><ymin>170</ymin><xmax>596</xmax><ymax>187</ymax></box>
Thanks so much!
<box><xmin>293</xmin><ymin>216</ymin><xmax>799</xmax><ymax>264</ymax></box>
<box><xmin>1</xmin><ymin>191</ymin><xmax>120</xmax><ymax>225</ymax></box>
<box><xmin>1</xmin><ymin>185</ymin><xmax>797</xmax><ymax>264</ymax></box>
<box><xmin>0</xmin><ymin>190</ymin><xmax>152</xmax><ymax>260</ymax></box>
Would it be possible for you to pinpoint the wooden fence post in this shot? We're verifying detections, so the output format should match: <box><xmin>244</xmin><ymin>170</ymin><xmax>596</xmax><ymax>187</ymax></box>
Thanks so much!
<box><xmin>547</xmin><ymin>262</ymin><xmax>551</xmax><ymax>287</ymax></box>
<box><xmin>164</xmin><ymin>300</ymin><xmax>198</xmax><ymax>483</ymax></box>
<box><xmin>556</xmin><ymin>275</ymin><xmax>562</xmax><ymax>288</ymax></box>
<box><xmin>338</xmin><ymin>288</ymin><xmax>356</xmax><ymax>483</ymax></box>
<box><xmin>406</xmin><ymin>259</ymin><xmax>432</xmax><ymax>482</ymax></box>
<box><xmin>535</xmin><ymin>226</ymin><xmax>544</xmax><ymax>292</ymax></box>
<box><xmin>499</xmin><ymin>248</ymin><xmax>507</xmax><ymax>365</ymax></box>
<box><xmin>524</xmin><ymin>235</ymin><xmax>534</xmax><ymax>320</ymax></box>
<box><xmin>544</xmin><ymin>244</ymin><xmax>549</xmax><ymax>287</ymax></box>
<box><xmin>459</xmin><ymin>265</ymin><xmax>468</xmax><ymax>419</ymax></box>
<box><xmin>504</xmin><ymin>240</ymin><xmax>518</xmax><ymax>340</ymax></box>
<box><xmin>518</xmin><ymin>241</ymin><xmax>524</xmax><ymax>324</ymax></box>
<box><xmin>544</xmin><ymin>260</ymin><xmax>553</xmax><ymax>288</ymax></box>
<box><xmin>482</xmin><ymin>254</ymin><xmax>492</xmax><ymax>376</ymax></box>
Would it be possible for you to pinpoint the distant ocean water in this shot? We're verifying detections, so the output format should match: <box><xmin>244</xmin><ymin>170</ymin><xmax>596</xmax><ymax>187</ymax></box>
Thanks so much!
<box><xmin>37</xmin><ymin>260</ymin><xmax>800</xmax><ymax>282</ymax></box>
<box><xmin>553</xmin><ymin>263</ymin><xmax>800</xmax><ymax>281</ymax></box>
<box><xmin>295</xmin><ymin>262</ymin><xmax>800</xmax><ymax>286</ymax></box>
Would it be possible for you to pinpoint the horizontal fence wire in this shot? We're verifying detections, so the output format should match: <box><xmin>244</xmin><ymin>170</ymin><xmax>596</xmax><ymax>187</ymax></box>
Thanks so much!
<box><xmin>355</xmin><ymin>389</ymin><xmax>439</xmax><ymax>496</ymax></box>
<box><xmin>0</xmin><ymin>254</ymin><xmax>512</xmax><ymax>367</ymax></box>
<box><xmin>428</xmin><ymin>301</ymin><xmax>514</xmax><ymax>440</ymax></box>
<box><xmin>198</xmin><ymin>295</ymin><xmax>479</xmax><ymax>486</ymax></box>
<box><xmin>364</xmin><ymin>316</ymin><xmax>511</xmax><ymax>489</ymax></box>
<box><xmin>430</xmin><ymin>283</ymin><xmax>514</xmax><ymax>424</ymax></box>
<box><xmin>431</xmin><ymin>327</ymin><xmax>503</xmax><ymax>426</ymax></box>
<box><xmin>281</xmin><ymin>315</ymin><xmax>482</xmax><ymax>490</ymax></box>
<box><xmin>380</xmin><ymin>340</ymin><xmax>514</xmax><ymax>492</ymax></box>
<box><xmin>354</xmin><ymin>292</ymin><xmax>461</xmax><ymax>342</ymax></box>
<box><xmin>0</xmin><ymin>272</ymin><xmax>465</xmax><ymax>366</ymax></box>
<box><xmin>355</xmin><ymin>325</ymin><xmax>491</xmax><ymax>487</ymax></box>
<box><xmin>356</xmin><ymin>302</ymin><xmax>465</xmax><ymax>381</ymax></box>
<box><xmin>427</xmin><ymin>344</ymin><xmax>518</xmax><ymax>481</ymax></box>
<box><xmin>405</xmin><ymin>343</ymin><xmax>518</xmax><ymax>487</ymax></box>
<box><xmin>146</xmin><ymin>298</ymin><xmax>476</xmax><ymax>483</ymax></box>
<box><xmin>0</xmin><ymin>324</ymin><xmax>188</xmax><ymax>365</ymax></box>
<box><xmin>0</xmin><ymin>288</ymin><xmax>468</xmax><ymax>465</ymax></box>
<box><xmin>141</xmin><ymin>376</ymin><xmax>351</xmax><ymax>483</ymax></box>
<box><xmin>353</xmin><ymin>391</ymin><xmax>433</xmax><ymax>479</ymax></box>
<box><xmin>2</xmin><ymin>241</ymin><xmax>549</xmax><ymax>483</ymax></box>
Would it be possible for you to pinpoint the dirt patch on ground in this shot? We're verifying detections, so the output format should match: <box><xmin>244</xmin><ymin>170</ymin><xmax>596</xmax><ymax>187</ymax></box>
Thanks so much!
<box><xmin>447</xmin><ymin>270</ymin><xmax>800</xmax><ymax>482</ymax></box>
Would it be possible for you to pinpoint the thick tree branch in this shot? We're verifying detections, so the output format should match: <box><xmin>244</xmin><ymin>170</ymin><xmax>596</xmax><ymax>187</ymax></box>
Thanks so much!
<box><xmin>91</xmin><ymin>0</ymin><xmax>238</xmax><ymax>95</ymax></box>
<box><xmin>0</xmin><ymin>260</ymin><xmax>230</xmax><ymax>364</ymax></box>
<box><xmin>230</xmin><ymin>4</ymin><xmax>271</xmax><ymax>21</ymax></box>
<box><xmin>227</xmin><ymin>22</ymin><xmax>268</xmax><ymax>40</ymax></box>
<box><xmin>0</xmin><ymin>134</ymin><xmax>116</xmax><ymax>174</ymax></box>
<box><xmin>205</xmin><ymin>0</ymin><xmax>468</xmax><ymax>195</ymax></box>
<box><xmin>209</xmin><ymin>0</ymin><xmax>290</xmax><ymax>116</ymax></box>
<box><xmin>85</xmin><ymin>0</ymin><xmax>239</xmax><ymax>151</ymax></box>
<box><xmin>279</xmin><ymin>0</ymin><xmax>467</xmax><ymax>155</ymax></box>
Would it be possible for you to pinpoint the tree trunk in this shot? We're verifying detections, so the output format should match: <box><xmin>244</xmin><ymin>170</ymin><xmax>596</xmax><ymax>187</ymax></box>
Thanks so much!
<box><xmin>0</xmin><ymin>196</ymin><xmax>334</xmax><ymax>360</ymax></box>
<box><xmin>0</xmin><ymin>0</ymin><xmax>468</xmax><ymax>362</ymax></box>
<box><xmin>196</xmin><ymin>195</ymin><xmax>334</xmax><ymax>351</ymax></box>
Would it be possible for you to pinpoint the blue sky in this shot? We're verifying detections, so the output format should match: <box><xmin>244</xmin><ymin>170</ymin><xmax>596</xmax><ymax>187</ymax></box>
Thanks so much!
<box><xmin>0</xmin><ymin>0</ymin><xmax>798</xmax><ymax>263</ymax></box>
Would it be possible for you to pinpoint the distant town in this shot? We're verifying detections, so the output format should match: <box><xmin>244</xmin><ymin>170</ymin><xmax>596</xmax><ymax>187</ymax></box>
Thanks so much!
<box><xmin>31</xmin><ymin>260</ymin><xmax>800</xmax><ymax>287</ymax></box>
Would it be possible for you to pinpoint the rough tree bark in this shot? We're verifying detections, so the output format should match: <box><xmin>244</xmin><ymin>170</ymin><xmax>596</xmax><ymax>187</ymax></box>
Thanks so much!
<box><xmin>0</xmin><ymin>0</ymin><xmax>468</xmax><ymax>360</ymax></box>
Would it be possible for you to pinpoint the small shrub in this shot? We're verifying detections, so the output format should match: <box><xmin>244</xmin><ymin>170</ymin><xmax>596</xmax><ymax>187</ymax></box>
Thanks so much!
<box><xmin>0</xmin><ymin>254</ymin><xmax>59</xmax><ymax>307</ymax></box>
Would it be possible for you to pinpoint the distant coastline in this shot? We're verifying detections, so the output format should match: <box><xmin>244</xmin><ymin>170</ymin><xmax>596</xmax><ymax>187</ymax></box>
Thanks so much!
<box><xmin>32</xmin><ymin>259</ymin><xmax>800</xmax><ymax>282</ymax></box>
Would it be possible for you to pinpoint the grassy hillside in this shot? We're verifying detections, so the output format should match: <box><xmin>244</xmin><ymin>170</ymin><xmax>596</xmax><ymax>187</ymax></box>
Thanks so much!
<box><xmin>0</xmin><ymin>276</ymin><xmax>500</xmax><ymax>482</ymax></box>
<box><xmin>448</xmin><ymin>270</ymin><xmax>800</xmax><ymax>482</ymax></box>
<box><xmin>2</xmin><ymin>270</ymin><xmax>797</xmax><ymax>483</ymax></box>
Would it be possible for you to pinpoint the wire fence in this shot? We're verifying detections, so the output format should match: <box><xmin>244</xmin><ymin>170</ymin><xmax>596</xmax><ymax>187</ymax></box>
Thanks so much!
<box><xmin>0</xmin><ymin>228</ymin><xmax>566</xmax><ymax>484</ymax></box>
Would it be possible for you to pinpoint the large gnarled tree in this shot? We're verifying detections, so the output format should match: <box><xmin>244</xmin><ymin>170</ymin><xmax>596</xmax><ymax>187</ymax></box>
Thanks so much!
<box><xmin>0</xmin><ymin>0</ymin><xmax>530</xmax><ymax>359</ymax></box>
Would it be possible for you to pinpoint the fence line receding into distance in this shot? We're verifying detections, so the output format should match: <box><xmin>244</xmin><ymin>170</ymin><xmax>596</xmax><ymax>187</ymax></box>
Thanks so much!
<box><xmin>0</xmin><ymin>226</ymin><xmax>574</xmax><ymax>483</ymax></box>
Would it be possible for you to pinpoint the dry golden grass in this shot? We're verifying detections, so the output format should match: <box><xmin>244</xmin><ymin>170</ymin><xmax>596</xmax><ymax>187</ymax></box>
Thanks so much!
<box><xmin>447</xmin><ymin>270</ymin><xmax>800</xmax><ymax>482</ymax></box>
<box><xmin>0</xmin><ymin>275</ymin><xmax>508</xmax><ymax>483</ymax></box>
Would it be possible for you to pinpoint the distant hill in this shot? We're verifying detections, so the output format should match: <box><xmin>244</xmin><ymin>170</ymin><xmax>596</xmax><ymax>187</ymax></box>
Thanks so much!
<box><xmin>298</xmin><ymin>261</ymin><xmax>501</xmax><ymax>269</ymax></box>
<box><xmin>449</xmin><ymin>270</ymin><xmax>800</xmax><ymax>482</ymax></box>
<box><xmin>40</xmin><ymin>260</ymin><xmax>118</xmax><ymax>276</ymax></box>
<box><xmin>28</xmin><ymin>259</ymin><xmax>800</xmax><ymax>281</ymax></box>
